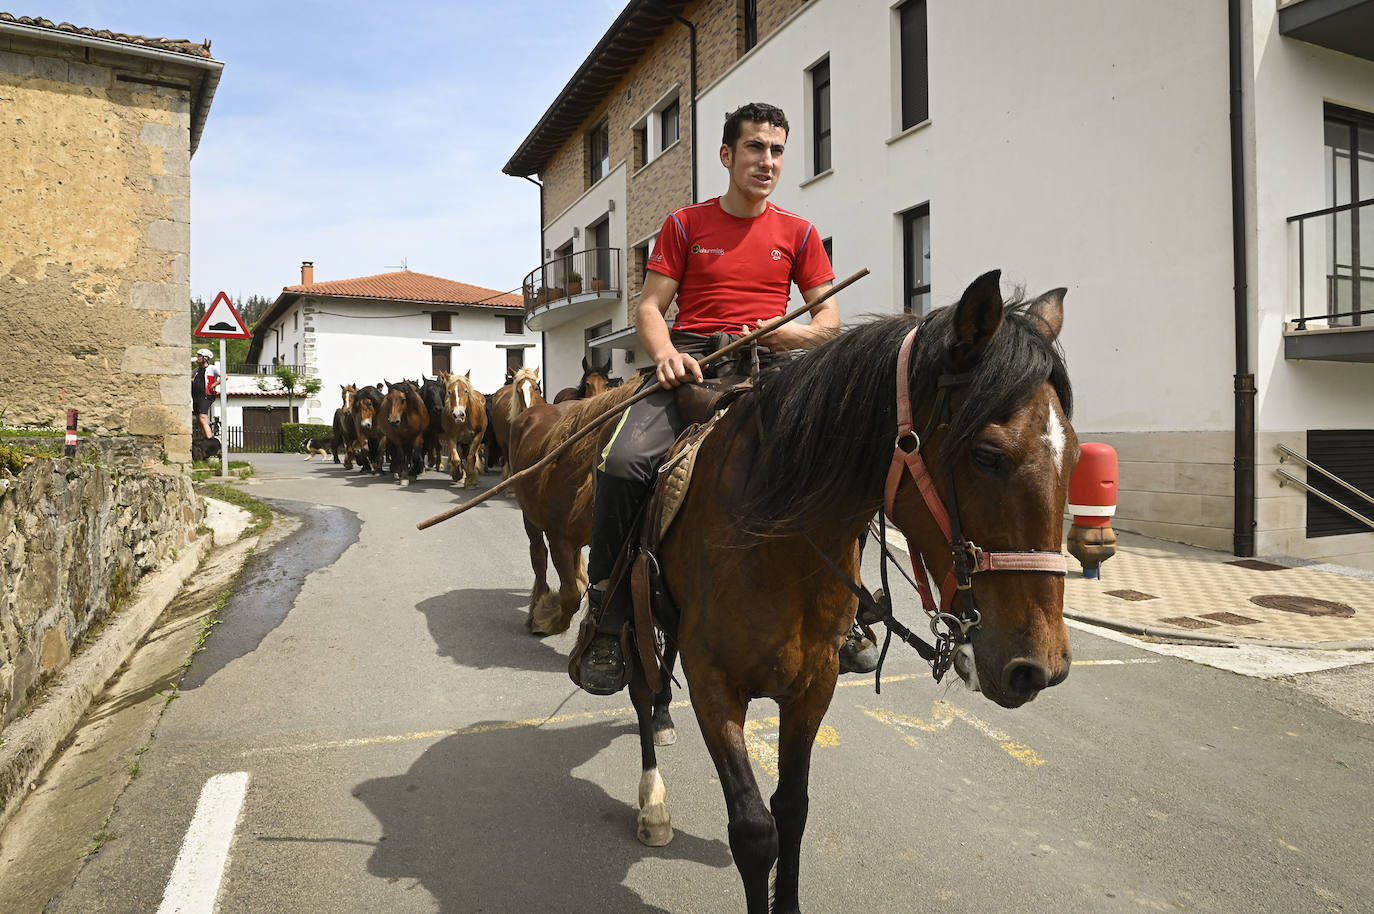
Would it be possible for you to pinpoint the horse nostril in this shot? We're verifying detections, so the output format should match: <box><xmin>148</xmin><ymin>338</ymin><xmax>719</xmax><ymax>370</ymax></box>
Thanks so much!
<box><xmin>1003</xmin><ymin>660</ymin><xmax>1050</xmax><ymax>697</ymax></box>
<box><xmin>1048</xmin><ymin>657</ymin><xmax>1071</xmax><ymax>687</ymax></box>
<box><xmin>389</xmin><ymin>417</ymin><xmax>400</xmax><ymax>426</ymax></box>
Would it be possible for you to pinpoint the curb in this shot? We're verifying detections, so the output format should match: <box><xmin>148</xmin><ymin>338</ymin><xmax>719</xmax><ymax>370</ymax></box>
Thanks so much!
<box><xmin>0</xmin><ymin>534</ymin><xmax>211</xmax><ymax>833</ymax></box>
<box><xmin>1065</xmin><ymin>610</ymin><xmax>1374</xmax><ymax>652</ymax></box>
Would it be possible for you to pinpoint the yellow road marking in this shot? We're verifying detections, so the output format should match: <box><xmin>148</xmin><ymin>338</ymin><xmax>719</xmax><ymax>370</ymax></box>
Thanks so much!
<box><xmin>863</xmin><ymin>700</ymin><xmax>1046</xmax><ymax>768</ymax></box>
<box><xmin>743</xmin><ymin>717</ymin><xmax>840</xmax><ymax>780</ymax></box>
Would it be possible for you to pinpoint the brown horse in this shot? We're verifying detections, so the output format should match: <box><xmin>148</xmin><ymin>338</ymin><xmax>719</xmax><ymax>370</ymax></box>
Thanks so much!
<box><xmin>553</xmin><ymin>356</ymin><xmax>613</xmax><ymax>403</ymax></box>
<box><xmin>439</xmin><ymin>370</ymin><xmax>487</xmax><ymax>488</ymax></box>
<box><xmin>349</xmin><ymin>383</ymin><xmax>386</xmax><ymax>475</ymax></box>
<box><xmin>379</xmin><ymin>380</ymin><xmax>429</xmax><ymax>486</ymax></box>
<box><xmin>335</xmin><ymin>385</ymin><xmax>357</xmax><ymax>468</ymax></box>
<box><xmin>489</xmin><ymin>366</ymin><xmax>545</xmax><ymax>481</ymax></box>
<box><xmin>618</xmin><ymin>271</ymin><xmax>1077</xmax><ymax>913</ymax></box>
<box><xmin>507</xmin><ymin>383</ymin><xmax>640</xmax><ymax>636</ymax></box>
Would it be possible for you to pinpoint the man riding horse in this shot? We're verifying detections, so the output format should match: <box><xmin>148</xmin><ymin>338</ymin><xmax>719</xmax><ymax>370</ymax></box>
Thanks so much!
<box><xmin>576</xmin><ymin>102</ymin><xmax>878</xmax><ymax>695</ymax></box>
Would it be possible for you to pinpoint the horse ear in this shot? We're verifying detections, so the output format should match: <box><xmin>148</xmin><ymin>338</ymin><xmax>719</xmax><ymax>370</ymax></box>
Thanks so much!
<box><xmin>1027</xmin><ymin>288</ymin><xmax>1066</xmax><ymax>342</ymax></box>
<box><xmin>582</xmin><ymin>356</ymin><xmax>591</xmax><ymax>373</ymax></box>
<box><xmin>952</xmin><ymin>269</ymin><xmax>1004</xmax><ymax>364</ymax></box>
<box><xmin>465</xmin><ymin>370</ymin><xmax>471</xmax><ymax>380</ymax></box>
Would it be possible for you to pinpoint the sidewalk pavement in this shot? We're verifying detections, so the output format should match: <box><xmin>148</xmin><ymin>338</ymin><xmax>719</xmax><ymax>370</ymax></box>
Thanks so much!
<box><xmin>1062</xmin><ymin>530</ymin><xmax>1374</xmax><ymax>650</ymax></box>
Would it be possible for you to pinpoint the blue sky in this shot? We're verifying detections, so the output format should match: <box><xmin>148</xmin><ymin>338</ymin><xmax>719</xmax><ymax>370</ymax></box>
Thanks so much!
<box><xmin>26</xmin><ymin>1</ymin><xmax>626</xmax><ymax>302</ymax></box>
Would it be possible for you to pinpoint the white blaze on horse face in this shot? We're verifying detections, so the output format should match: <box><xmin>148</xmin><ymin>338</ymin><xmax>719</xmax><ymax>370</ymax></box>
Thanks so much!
<box><xmin>520</xmin><ymin>379</ymin><xmax>536</xmax><ymax>408</ymax></box>
<box><xmin>1043</xmin><ymin>404</ymin><xmax>1066</xmax><ymax>476</ymax></box>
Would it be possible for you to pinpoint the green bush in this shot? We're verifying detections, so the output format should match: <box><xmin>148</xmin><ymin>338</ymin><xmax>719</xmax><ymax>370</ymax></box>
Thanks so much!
<box><xmin>281</xmin><ymin>422</ymin><xmax>333</xmax><ymax>453</ymax></box>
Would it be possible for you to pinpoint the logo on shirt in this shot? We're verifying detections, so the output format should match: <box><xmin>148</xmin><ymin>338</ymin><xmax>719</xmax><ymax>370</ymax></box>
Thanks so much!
<box><xmin>770</xmin><ymin>249</ymin><xmax>782</xmax><ymax>261</ymax></box>
<box><xmin>690</xmin><ymin>243</ymin><xmax>725</xmax><ymax>255</ymax></box>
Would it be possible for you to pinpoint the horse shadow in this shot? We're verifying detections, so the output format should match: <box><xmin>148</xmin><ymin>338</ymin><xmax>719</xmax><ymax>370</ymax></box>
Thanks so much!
<box><xmin>416</xmin><ymin>588</ymin><xmax>570</xmax><ymax>674</ymax></box>
<box><xmin>356</xmin><ymin>719</ymin><xmax>732</xmax><ymax>913</ymax></box>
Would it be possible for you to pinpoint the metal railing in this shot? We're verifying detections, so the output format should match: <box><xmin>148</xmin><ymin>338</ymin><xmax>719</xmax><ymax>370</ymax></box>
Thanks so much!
<box><xmin>521</xmin><ymin>247</ymin><xmax>622</xmax><ymax>313</ymax></box>
<box><xmin>229</xmin><ymin>363</ymin><xmax>307</xmax><ymax>376</ymax></box>
<box><xmin>1287</xmin><ymin>197</ymin><xmax>1374</xmax><ymax>329</ymax></box>
<box><xmin>1276</xmin><ymin>443</ymin><xmax>1374</xmax><ymax>532</ymax></box>
<box><xmin>222</xmin><ymin>426</ymin><xmax>285</xmax><ymax>453</ymax></box>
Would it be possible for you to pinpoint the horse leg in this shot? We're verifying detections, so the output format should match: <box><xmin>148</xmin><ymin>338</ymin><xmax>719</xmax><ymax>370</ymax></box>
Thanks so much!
<box><xmin>523</xmin><ymin>517</ymin><xmax>556</xmax><ymax>635</ymax></box>
<box><xmin>694</xmin><ymin>684</ymin><xmax>776</xmax><ymax>914</ymax></box>
<box><xmin>464</xmin><ymin>440</ymin><xmax>480</xmax><ymax>488</ymax></box>
<box><xmin>630</xmin><ymin>675</ymin><xmax>672</xmax><ymax>847</ymax></box>
<box><xmin>542</xmin><ymin>534</ymin><xmax>584</xmax><ymax>636</ymax></box>
<box><xmin>770</xmin><ymin>679</ymin><xmax>836</xmax><ymax>914</ymax></box>
<box><xmin>652</xmin><ymin>642</ymin><xmax>678</xmax><ymax>746</ymax></box>
<box><xmin>448</xmin><ymin>438</ymin><xmax>462</xmax><ymax>484</ymax></box>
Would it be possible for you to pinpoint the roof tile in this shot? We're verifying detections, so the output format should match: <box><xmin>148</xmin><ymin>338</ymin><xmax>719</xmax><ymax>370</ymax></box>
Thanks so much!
<box><xmin>0</xmin><ymin>12</ymin><xmax>214</xmax><ymax>58</ymax></box>
<box><xmin>285</xmin><ymin>270</ymin><xmax>522</xmax><ymax>309</ymax></box>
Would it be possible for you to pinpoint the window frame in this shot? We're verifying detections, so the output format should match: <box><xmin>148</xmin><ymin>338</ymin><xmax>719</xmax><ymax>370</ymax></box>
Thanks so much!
<box><xmin>898</xmin><ymin>0</ymin><xmax>929</xmax><ymax>132</ymax></box>
<box><xmin>588</xmin><ymin>118</ymin><xmax>610</xmax><ymax>185</ymax></box>
<box><xmin>430</xmin><ymin>312</ymin><xmax>451</xmax><ymax>333</ymax></box>
<box><xmin>901</xmin><ymin>203</ymin><xmax>931</xmax><ymax>315</ymax></box>
<box><xmin>743</xmin><ymin>0</ymin><xmax>758</xmax><ymax>53</ymax></box>
<box><xmin>431</xmin><ymin>344</ymin><xmax>451</xmax><ymax>376</ymax></box>
<box><xmin>810</xmin><ymin>56</ymin><xmax>832</xmax><ymax>177</ymax></box>
<box><xmin>631</xmin><ymin>87</ymin><xmax>683</xmax><ymax>173</ymax></box>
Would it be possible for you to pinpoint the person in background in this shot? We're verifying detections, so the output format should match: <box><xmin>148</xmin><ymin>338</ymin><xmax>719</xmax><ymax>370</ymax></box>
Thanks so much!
<box><xmin>192</xmin><ymin>348</ymin><xmax>221</xmax><ymax>440</ymax></box>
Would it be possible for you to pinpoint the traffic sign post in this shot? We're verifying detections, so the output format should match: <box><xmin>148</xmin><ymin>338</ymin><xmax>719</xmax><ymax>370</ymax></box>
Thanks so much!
<box><xmin>194</xmin><ymin>292</ymin><xmax>251</xmax><ymax>480</ymax></box>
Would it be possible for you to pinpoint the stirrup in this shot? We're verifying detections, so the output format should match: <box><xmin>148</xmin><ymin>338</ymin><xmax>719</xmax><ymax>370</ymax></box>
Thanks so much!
<box><xmin>839</xmin><ymin>624</ymin><xmax>880</xmax><ymax>675</ymax></box>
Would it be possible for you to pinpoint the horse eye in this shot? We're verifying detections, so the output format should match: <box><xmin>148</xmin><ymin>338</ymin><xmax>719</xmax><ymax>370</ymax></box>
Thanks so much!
<box><xmin>972</xmin><ymin>447</ymin><xmax>1007</xmax><ymax>474</ymax></box>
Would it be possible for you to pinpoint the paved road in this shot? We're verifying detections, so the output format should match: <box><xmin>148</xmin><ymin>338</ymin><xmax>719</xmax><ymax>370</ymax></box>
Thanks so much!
<box><xmin>18</xmin><ymin>454</ymin><xmax>1374</xmax><ymax>913</ymax></box>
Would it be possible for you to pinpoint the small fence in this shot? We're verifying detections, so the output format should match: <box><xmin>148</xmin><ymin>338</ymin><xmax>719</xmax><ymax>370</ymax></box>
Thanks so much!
<box><xmin>222</xmin><ymin>426</ymin><xmax>284</xmax><ymax>453</ymax></box>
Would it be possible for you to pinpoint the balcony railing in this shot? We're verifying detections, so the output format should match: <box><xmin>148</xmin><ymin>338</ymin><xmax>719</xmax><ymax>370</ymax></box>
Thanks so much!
<box><xmin>229</xmin><ymin>362</ymin><xmax>307</xmax><ymax>376</ymax></box>
<box><xmin>1287</xmin><ymin>197</ymin><xmax>1374</xmax><ymax>329</ymax></box>
<box><xmin>522</xmin><ymin>247</ymin><xmax>622</xmax><ymax>315</ymax></box>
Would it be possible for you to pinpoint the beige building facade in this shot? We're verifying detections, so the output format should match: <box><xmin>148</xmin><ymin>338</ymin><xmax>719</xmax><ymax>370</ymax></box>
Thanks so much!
<box><xmin>0</xmin><ymin>15</ymin><xmax>222</xmax><ymax>462</ymax></box>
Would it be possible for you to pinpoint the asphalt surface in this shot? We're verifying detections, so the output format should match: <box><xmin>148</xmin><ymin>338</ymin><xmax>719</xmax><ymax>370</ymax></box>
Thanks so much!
<box><xmin>11</xmin><ymin>453</ymin><xmax>1374</xmax><ymax>913</ymax></box>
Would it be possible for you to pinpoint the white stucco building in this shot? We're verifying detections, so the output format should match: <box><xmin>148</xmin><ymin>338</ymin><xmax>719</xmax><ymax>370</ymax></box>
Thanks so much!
<box><xmin>509</xmin><ymin>0</ymin><xmax>1374</xmax><ymax>568</ymax></box>
<box><xmin>234</xmin><ymin>263</ymin><xmax>537</xmax><ymax>440</ymax></box>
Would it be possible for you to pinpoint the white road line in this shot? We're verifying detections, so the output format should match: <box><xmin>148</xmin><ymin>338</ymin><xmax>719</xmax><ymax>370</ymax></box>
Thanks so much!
<box><xmin>157</xmin><ymin>771</ymin><xmax>250</xmax><ymax>914</ymax></box>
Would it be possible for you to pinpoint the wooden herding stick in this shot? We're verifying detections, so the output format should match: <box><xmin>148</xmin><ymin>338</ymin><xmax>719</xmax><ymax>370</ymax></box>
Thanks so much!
<box><xmin>417</xmin><ymin>267</ymin><xmax>870</xmax><ymax>530</ymax></box>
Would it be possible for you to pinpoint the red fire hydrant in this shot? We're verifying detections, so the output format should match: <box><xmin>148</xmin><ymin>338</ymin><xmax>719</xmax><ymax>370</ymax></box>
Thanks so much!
<box><xmin>1067</xmin><ymin>443</ymin><xmax>1118</xmax><ymax>579</ymax></box>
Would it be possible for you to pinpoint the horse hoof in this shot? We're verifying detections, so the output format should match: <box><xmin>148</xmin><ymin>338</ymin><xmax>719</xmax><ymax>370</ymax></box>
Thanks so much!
<box><xmin>399</xmin><ymin>478</ymin><xmax>409</xmax><ymax>487</ymax></box>
<box><xmin>637</xmin><ymin>805</ymin><xmax>673</xmax><ymax>847</ymax></box>
<box><xmin>653</xmin><ymin>727</ymin><xmax>676</xmax><ymax>747</ymax></box>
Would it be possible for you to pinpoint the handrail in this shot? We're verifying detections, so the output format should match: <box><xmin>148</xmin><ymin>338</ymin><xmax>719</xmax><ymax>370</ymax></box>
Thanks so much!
<box><xmin>1285</xmin><ymin>196</ymin><xmax>1374</xmax><ymax>224</ymax></box>
<box><xmin>1276</xmin><ymin>469</ymin><xmax>1374</xmax><ymax>532</ymax></box>
<box><xmin>1287</xmin><ymin>197</ymin><xmax>1371</xmax><ymax>327</ymax></box>
<box><xmin>1277</xmin><ymin>443</ymin><xmax>1374</xmax><ymax>511</ymax></box>
<box><xmin>521</xmin><ymin>247</ymin><xmax>622</xmax><ymax>313</ymax></box>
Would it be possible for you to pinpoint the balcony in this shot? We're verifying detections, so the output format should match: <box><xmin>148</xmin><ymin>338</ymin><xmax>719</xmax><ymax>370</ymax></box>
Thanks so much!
<box><xmin>1279</xmin><ymin>0</ymin><xmax>1374</xmax><ymax>63</ymax></box>
<box><xmin>229</xmin><ymin>362</ymin><xmax>307</xmax><ymax>376</ymax></box>
<box><xmin>522</xmin><ymin>247</ymin><xmax>622</xmax><ymax>331</ymax></box>
<box><xmin>1285</xmin><ymin>197</ymin><xmax>1374</xmax><ymax>363</ymax></box>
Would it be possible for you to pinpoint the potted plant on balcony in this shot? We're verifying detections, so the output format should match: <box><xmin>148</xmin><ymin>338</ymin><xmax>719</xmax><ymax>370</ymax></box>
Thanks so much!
<box><xmin>566</xmin><ymin>272</ymin><xmax>583</xmax><ymax>296</ymax></box>
<box><xmin>590</xmin><ymin>276</ymin><xmax>607</xmax><ymax>292</ymax></box>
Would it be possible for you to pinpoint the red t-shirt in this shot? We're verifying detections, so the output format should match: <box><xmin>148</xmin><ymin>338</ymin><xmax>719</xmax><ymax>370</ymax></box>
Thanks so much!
<box><xmin>646</xmin><ymin>198</ymin><xmax>834</xmax><ymax>334</ymax></box>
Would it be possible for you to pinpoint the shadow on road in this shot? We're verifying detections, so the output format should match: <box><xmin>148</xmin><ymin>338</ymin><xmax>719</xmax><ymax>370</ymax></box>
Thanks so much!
<box><xmin>416</xmin><ymin>588</ymin><xmax>569</xmax><ymax>674</ymax></box>
<box><xmin>357</xmin><ymin>718</ymin><xmax>731</xmax><ymax>913</ymax></box>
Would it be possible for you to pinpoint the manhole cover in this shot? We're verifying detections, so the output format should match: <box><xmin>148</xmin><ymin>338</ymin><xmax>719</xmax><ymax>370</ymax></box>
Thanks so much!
<box><xmin>1159</xmin><ymin>616</ymin><xmax>1216</xmax><ymax>629</ymax></box>
<box><xmin>1200</xmin><ymin>611</ymin><xmax>1260</xmax><ymax>625</ymax></box>
<box><xmin>1106</xmin><ymin>589</ymin><xmax>1157</xmax><ymax>602</ymax></box>
<box><xmin>1226</xmin><ymin>559</ymin><xmax>1290</xmax><ymax>572</ymax></box>
<box><xmin>1249</xmin><ymin>594</ymin><xmax>1355</xmax><ymax>617</ymax></box>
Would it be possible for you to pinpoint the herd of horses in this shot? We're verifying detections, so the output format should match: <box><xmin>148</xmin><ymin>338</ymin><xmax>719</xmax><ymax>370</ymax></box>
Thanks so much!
<box><xmin>324</xmin><ymin>358</ymin><xmax>619</xmax><ymax>488</ymax></box>
<box><xmin>421</xmin><ymin>272</ymin><xmax>1081</xmax><ymax>914</ymax></box>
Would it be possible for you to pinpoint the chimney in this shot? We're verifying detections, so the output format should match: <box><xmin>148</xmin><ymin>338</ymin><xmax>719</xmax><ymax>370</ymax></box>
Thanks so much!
<box><xmin>301</xmin><ymin>261</ymin><xmax>314</xmax><ymax>285</ymax></box>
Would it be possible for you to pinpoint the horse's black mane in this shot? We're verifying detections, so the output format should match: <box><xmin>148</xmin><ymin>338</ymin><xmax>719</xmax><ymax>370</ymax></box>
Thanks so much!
<box><xmin>737</xmin><ymin>301</ymin><xmax>1072</xmax><ymax>532</ymax></box>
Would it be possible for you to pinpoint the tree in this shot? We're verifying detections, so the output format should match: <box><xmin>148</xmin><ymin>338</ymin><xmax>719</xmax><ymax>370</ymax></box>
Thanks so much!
<box><xmin>256</xmin><ymin>365</ymin><xmax>323</xmax><ymax>421</ymax></box>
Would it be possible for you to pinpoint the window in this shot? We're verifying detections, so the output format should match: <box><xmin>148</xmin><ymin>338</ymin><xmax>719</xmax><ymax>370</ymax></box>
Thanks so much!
<box><xmin>505</xmin><ymin>347</ymin><xmax>524</xmax><ymax>375</ymax></box>
<box><xmin>742</xmin><ymin>0</ymin><xmax>757</xmax><ymax>52</ymax></box>
<box><xmin>660</xmin><ymin>98</ymin><xmax>680</xmax><ymax>149</ymax></box>
<box><xmin>586</xmin><ymin>321</ymin><xmax>612</xmax><ymax>368</ymax></box>
<box><xmin>902</xmin><ymin>204</ymin><xmax>931</xmax><ymax>314</ymax></box>
<box><xmin>810</xmin><ymin>57</ymin><xmax>831</xmax><ymax>175</ymax></box>
<box><xmin>1322</xmin><ymin>105</ymin><xmax>1374</xmax><ymax>324</ymax></box>
<box><xmin>899</xmin><ymin>0</ymin><xmax>928</xmax><ymax>130</ymax></box>
<box><xmin>430</xmin><ymin>312</ymin><xmax>451</xmax><ymax>332</ymax></box>
<box><xmin>589</xmin><ymin>119</ymin><xmax>610</xmax><ymax>185</ymax></box>
<box><xmin>504</xmin><ymin>315</ymin><xmax>524</xmax><ymax>335</ymax></box>
<box><xmin>293</xmin><ymin>310</ymin><xmax>299</xmax><ymax>331</ymax></box>
<box><xmin>822</xmin><ymin>236</ymin><xmax>834</xmax><ymax>265</ymax></box>
<box><xmin>431</xmin><ymin>345</ymin><xmax>451</xmax><ymax>375</ymax></box>
<box><xmin>634</xmin><ymin>123</ymin><xmax>648</xmax><ymax>170</ymax></box>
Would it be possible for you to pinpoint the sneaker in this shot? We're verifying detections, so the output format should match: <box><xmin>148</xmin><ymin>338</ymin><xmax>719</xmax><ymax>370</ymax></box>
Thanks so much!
<box><xmin>838</xmin><ymin>624</ymin><xmax>880</xmax><ymax>675</ymax></box>
<box><xmin>579</xmin><ymin>631</ymin><xmax>627</xmax><ymax>695</ymax></box>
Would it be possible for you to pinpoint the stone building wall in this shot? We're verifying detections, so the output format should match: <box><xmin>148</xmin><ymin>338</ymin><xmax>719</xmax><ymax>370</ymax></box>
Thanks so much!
<box><xmin>0</xmin><ymin>451</ymin><xmax>202</xmax><ymax>729</ymax></box>
<box><xmin>0</xmin><ymin>33</ymin><xmax>202</xmax><ymax>461</ymax></box>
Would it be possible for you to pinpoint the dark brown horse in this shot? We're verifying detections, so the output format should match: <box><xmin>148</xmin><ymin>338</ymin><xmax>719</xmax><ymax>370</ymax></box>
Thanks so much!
<box><xmin>334</xmin><ymin>385</ymin><xmax>357</xmax><ymax>467</ymax></box>
<box><xmin>489</xmin><ymin>366</ymin><xmax>544</xmax><ymax>482</ymax></box>
<box><xmin>553</xmin><ymin>356</ymin><xmax>614</xmax><ymax>403</ymax></box>
<box><xmin>507</xmin><ymin>382</ymin><xmax>640</xmax><ymax>636</ymax></box>
<box><xmin>349</xmin><ymin>383</ymin><xmax>386</xmax><ymax>475</ymax></box>
<box><xmin>618</xmin><ymin>271</ymin><xmax>1077</xmax><ymax>913</ymax></box>
<box><xmin>439</xmin><ymin>370</ymin><xmax>487</xmax><ymax>488</ymax></box>
<box><xmin>379</xmin><ymin>380</ymin><xmax>429</xmax><ymax>486</ymax></box>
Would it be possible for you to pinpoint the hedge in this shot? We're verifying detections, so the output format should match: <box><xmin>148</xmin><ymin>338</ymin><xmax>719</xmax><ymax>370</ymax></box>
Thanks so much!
<box><xmin>281</xmin><ymin>422</ymin><xmax>334</xmax><ymax>453</ymax></box>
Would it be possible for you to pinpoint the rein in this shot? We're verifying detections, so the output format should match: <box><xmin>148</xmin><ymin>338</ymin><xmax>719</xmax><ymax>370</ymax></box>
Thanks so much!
<box><xmin>811</xmin><ymin>323</ymin><xmax>1067</xmax><ymax>688</ymax></box>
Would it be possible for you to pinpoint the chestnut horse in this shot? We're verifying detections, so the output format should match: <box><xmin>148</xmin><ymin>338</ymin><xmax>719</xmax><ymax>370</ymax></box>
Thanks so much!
<box><xmin>553</xmin><ymin>356</ymin><xmax>613</xmax><ymax>403</ymax></box>
<box><xmin>349</xmin><ymin>383</ymin><xmax>386</xmax><ymax>475</ymax></box>
<box><xmin>617</xmin><ymin>272</ymin><xmax>1077</xmax><ymax>913</ymax></box>
<box><xmin>333</xmin><ymin>384</ymin><xmax>357</xmax><ymax>467</ymax></box>
<box><xmin>439</xmin><ymin>370</ymin><xmax>487</xmax><ymax>488</ymax></box>
<box><xmin>489</xmin><ymin>366</ymin><xmax>544</xmax><ymax>481</ymax></box>
<box><xmin>379</xmin><ymin>380</ymin><xmax>429</xmax><ymax>486</ymax></box>
<box><xmin>506</xmin><ymin>382</ymin><xmax>639</xmax><ymax>636</ymax></box>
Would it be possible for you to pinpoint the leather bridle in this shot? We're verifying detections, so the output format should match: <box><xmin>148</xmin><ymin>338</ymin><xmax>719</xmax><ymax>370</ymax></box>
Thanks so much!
<box><xmin>811</xmin><ymin>323</ymin><xmax>1067</xmax><ymax>687</ymax></box>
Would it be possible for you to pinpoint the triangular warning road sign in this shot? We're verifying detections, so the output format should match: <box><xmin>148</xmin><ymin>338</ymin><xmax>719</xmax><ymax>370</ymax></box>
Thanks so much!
<box><xmin>195</xmin><ymin>291</ymin><xmax>252</xmax><ymax>339</ymax></box>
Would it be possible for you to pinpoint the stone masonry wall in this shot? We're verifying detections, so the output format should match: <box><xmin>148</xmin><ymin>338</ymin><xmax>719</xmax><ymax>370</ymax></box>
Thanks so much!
<box><xmin>0</xmin><ymin>451</ymin><xmax>201</xmax><ymax>730</ymax></box>
<box><xmin>0</xmin><ymin>34</ymin><xmax>197</xmax><ymax>461</ymax></box>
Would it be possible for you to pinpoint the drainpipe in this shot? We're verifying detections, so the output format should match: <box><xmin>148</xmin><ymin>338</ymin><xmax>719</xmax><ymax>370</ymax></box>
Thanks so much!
<box><xmin>1229</xmin><ymin>0</ymin><xmax>1256</xmax><ymax>557</ymax></box>
<box><xmin>649</xmin><ymin>2</ymin><xmax>698</xmax><ymax>202</ymax></box>
<box><xmin>523</xmin><ymin>174</ymin><xmax>548</xmax><ymax>385</ymax></box>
